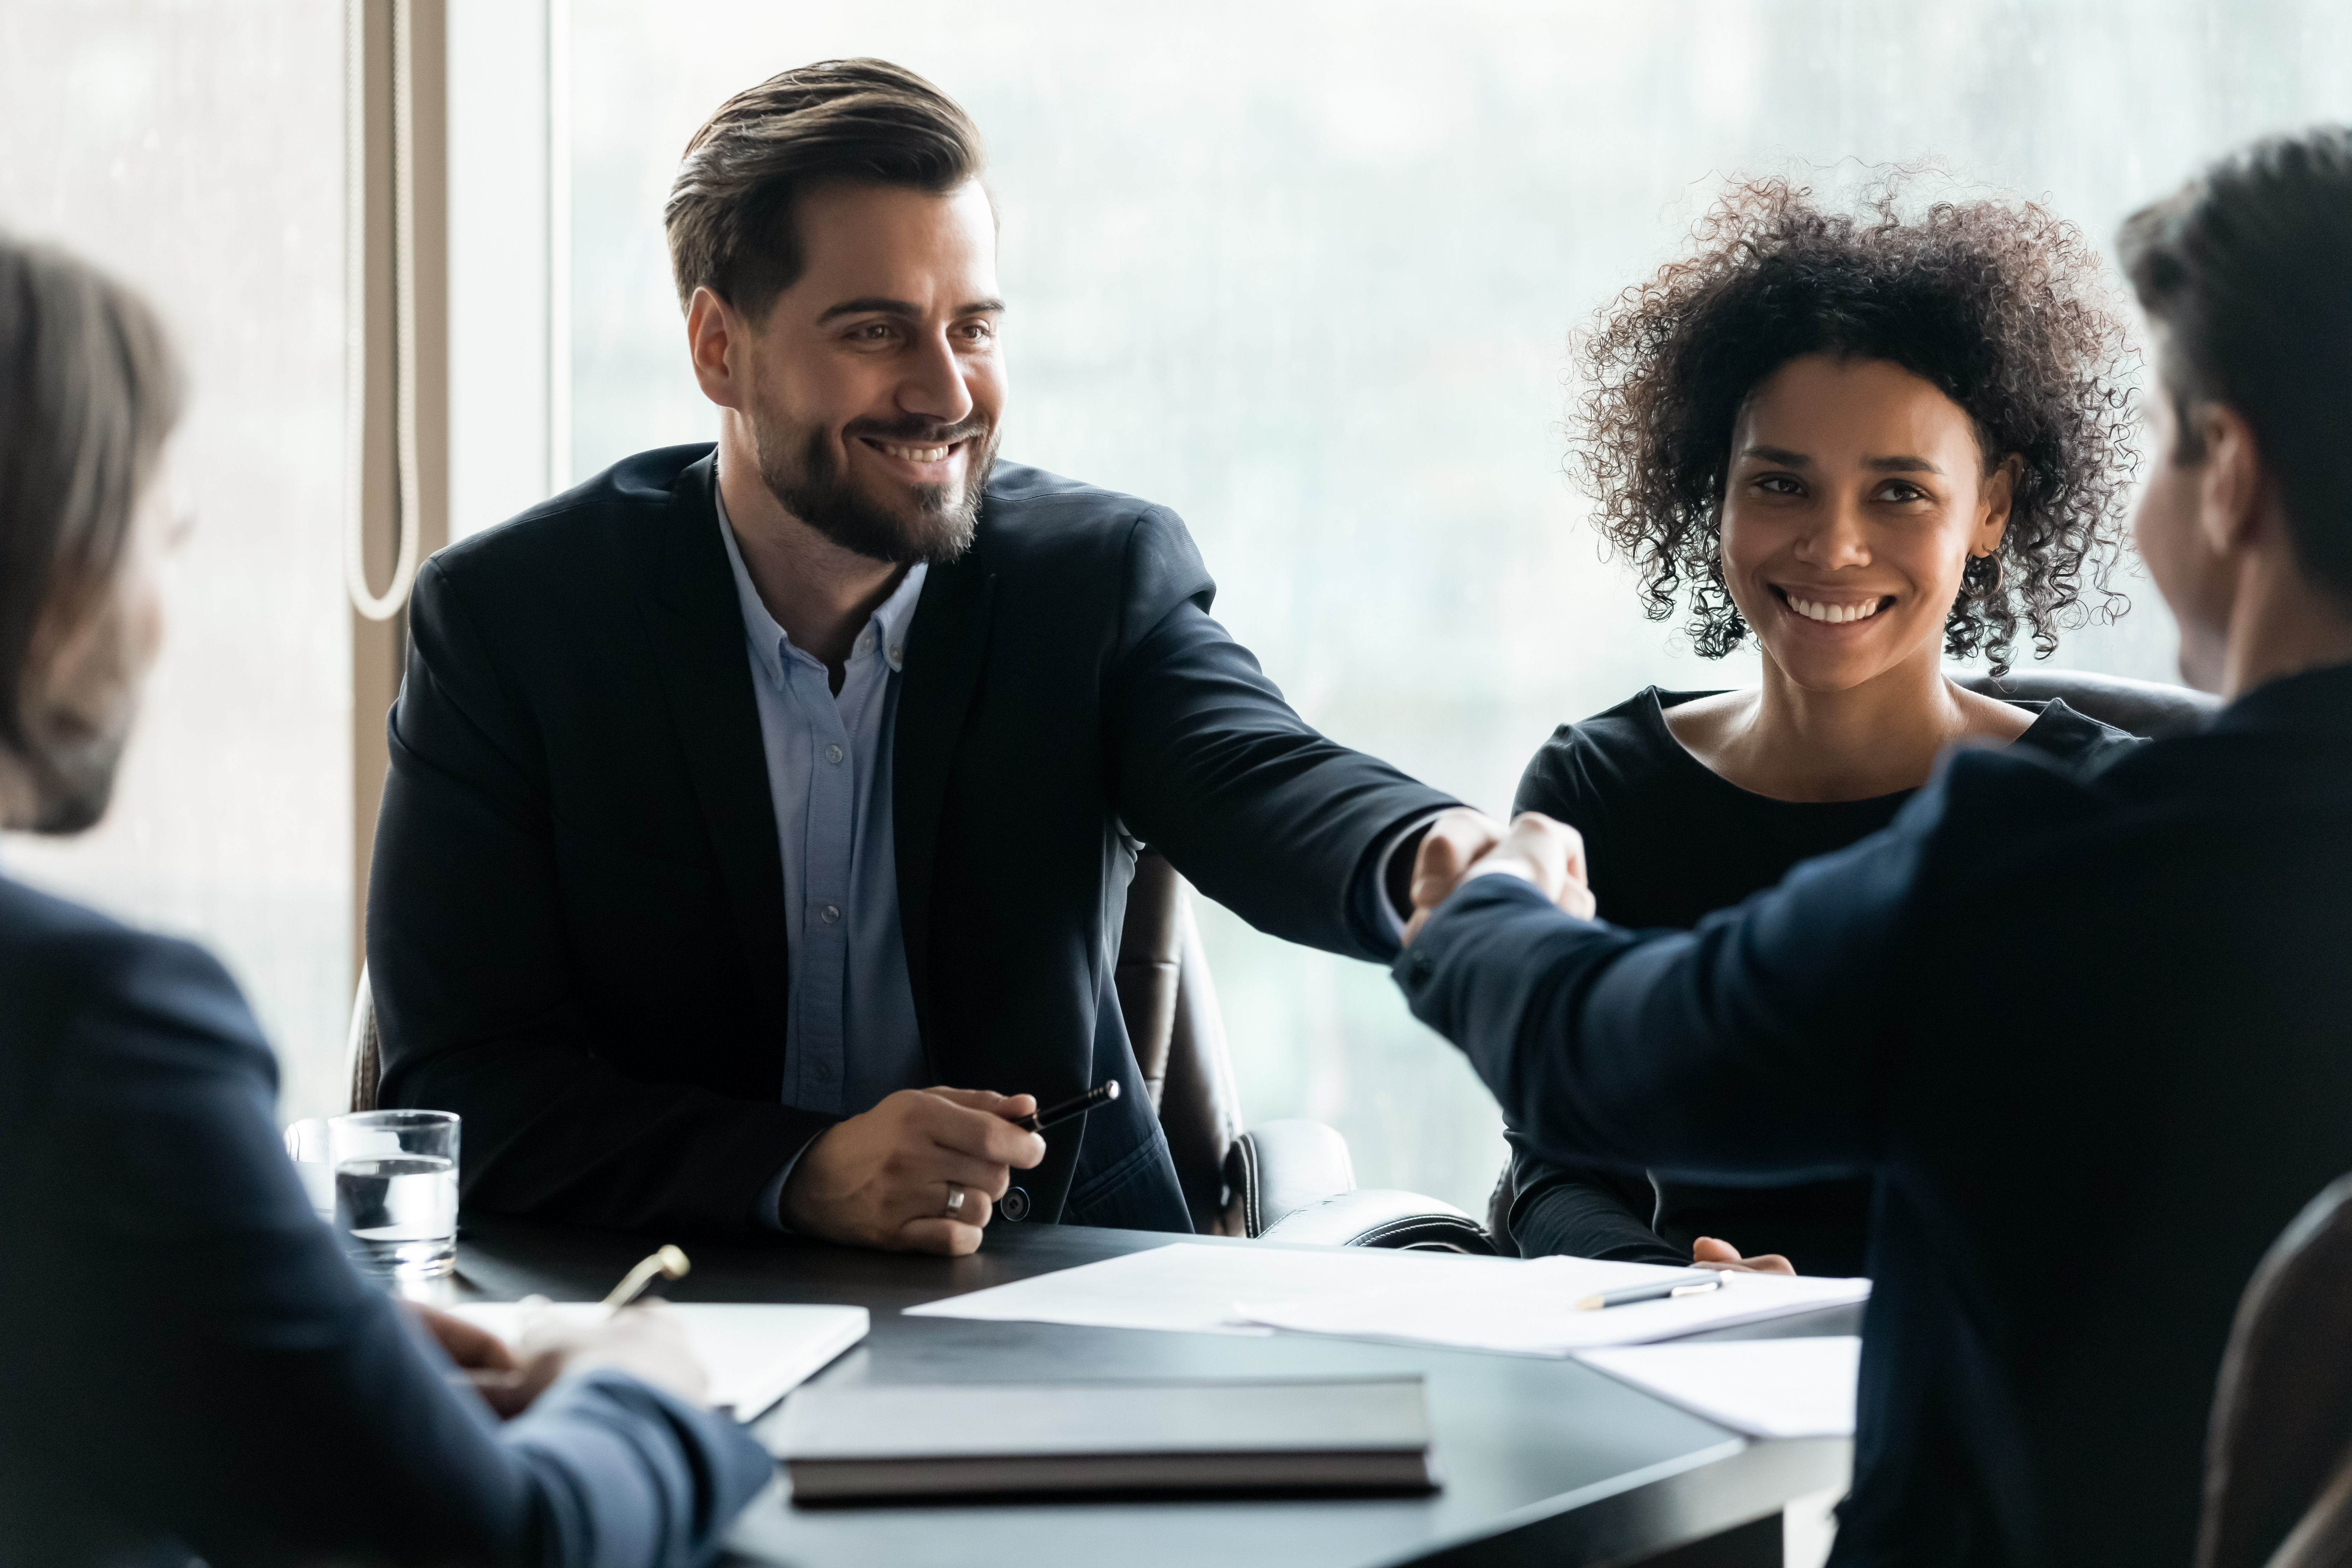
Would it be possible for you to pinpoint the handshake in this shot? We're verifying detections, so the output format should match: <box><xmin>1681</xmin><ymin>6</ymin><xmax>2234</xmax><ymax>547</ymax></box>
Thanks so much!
<box><xmin>1403</xmin><ymin>807</ymin><xmax>1596</xmax><ymax>946</ymax></box>
<box><xmin>780</xmin><ymin>806</ymin><xmax>1595</xmax><ymax>1262</ymax></box>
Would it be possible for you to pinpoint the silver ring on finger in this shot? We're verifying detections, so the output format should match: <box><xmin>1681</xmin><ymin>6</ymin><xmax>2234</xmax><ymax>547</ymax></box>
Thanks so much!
<box><xmin>943</xmin><ymin>1183</ymin><xmax>966</xmax><ymax>1216</ymax></box>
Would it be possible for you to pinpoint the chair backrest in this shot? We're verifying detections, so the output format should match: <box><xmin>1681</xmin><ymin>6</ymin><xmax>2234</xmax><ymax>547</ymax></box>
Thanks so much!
<box><xmin>1115</xmin><ymin>849</ymin><xmax>1246</xmax><ymax>1234</ymax></box>
<box><xmin>2199</xmin><ymin>1173</ymin><xmax>2352</xmax><ymax>1568</ymax></box>
<box><xmin>1953</xmin><ymin>668</ymin><xmax>2217</xmax><ymax>738</ymax></box>
<box><xmin>343</xmin><ymin>852</ymin><xmax>1251</xmax><ymax>1230</ymax></box>
<box><xmin>345</xmin><ymin>962</ymin><xmax>382</xmax><ymax>1114</ymax></box>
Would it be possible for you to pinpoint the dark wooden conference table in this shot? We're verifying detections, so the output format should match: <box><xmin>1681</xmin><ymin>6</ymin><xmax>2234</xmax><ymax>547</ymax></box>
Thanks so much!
<box><xmin>446</xmin><ymin>1215</ymin><xmax>1859</xmax><ymax>1568</ymax></box>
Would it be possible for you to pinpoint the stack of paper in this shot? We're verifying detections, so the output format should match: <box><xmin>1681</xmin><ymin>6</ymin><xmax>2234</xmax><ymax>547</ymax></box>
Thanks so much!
<box><xmin>450</xmin><ymin>1300</ymin><xmax>869</xmax><ymax>1417</ymax></box>
<box><xmin>1575</xmin><ymin>1337</ymin><xmax>1861</xmax><ymax>1438</ymax></box>
<box><xmin>905</xmin><ymin>1243</ymin><xmax>1865</xmax><ymax>1354</ymax></box>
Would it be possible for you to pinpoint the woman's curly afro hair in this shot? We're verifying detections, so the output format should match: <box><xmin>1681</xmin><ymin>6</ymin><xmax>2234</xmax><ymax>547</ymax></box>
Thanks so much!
<box><xmin>1572</xmin><ymin>175</ymin><xmax>2138</xmax><ymax>676</ymax></box>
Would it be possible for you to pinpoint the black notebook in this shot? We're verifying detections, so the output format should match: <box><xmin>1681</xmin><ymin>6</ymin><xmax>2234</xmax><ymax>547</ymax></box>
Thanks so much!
<box><xmin>773</xmin><ymin>1375</ymin><xmax>1438</xmax><ymax>1503</ymax></box>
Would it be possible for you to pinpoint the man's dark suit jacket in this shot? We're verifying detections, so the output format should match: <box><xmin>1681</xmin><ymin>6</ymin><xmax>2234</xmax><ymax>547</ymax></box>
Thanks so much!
<box><xmin>0</xmin><ymin>873</ymin><xmax>770</xmax><ymax>1567</ymax></box>
<box><xmin>1398</xmin><ymin>663</ymin><xmax>2352</xmax><ymax>1568</ymax></box>
<box><xmin>369</xmin><ymin>445</ymin><xmax>1451</xmax><ymax>1236</ymax></box>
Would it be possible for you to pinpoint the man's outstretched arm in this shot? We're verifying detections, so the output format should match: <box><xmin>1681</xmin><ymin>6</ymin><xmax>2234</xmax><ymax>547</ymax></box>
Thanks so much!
<box><xmin>1395</xmin><ymin>810</ymin><xmax>1928</xmax><ymax>1183</ymax></box>
<box><xmin>1104</xmin><ymin>507</ymin><xmax>1467</xmax><ymax>960</ymax></box>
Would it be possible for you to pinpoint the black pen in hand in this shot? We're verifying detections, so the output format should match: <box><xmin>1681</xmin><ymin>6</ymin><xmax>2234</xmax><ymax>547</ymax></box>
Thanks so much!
<box><xmin>1012</xmin><ymin>1079</ymin><xmax>1120</xmax><ymax>1133</ymax></box>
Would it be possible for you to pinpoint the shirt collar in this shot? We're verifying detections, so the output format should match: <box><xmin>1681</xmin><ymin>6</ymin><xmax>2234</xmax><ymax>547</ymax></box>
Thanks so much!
<box><xmin>715</xmin><ymin>478</ymin><xmax>929</xmax><ymax>685</ymax></box>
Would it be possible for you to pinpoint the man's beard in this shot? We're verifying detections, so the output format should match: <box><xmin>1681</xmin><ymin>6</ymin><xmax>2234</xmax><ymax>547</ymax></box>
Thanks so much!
<box><xmin>753</xmin><ymin>408</ymin><xmax>996</xmax><ymax>566</ymax></box>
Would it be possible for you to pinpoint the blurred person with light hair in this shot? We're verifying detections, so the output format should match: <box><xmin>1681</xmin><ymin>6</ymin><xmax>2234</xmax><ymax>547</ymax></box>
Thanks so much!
<box><xmin>0</xmin><ymin>235</ymin><xmax>770</xmax><ymax>1566</ymax></box>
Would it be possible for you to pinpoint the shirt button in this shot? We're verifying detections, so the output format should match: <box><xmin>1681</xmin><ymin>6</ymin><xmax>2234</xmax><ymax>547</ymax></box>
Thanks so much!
<box><xmin>888</xmin><ymin>643</ymin><xmax>903</xmax><ymax>664</ymax></box>
<box><xmin>820</xmin><ymin>904</ymin><xmax>841</xmax><ymax>925</ymax></box>
<box><xmin>813</xmin><ymin>1062</ymin><xmax>833</xmax><ymax>1083</ymax></box>
<box><xmin>859</xmin><ymin>630</ymin><xmax>876</xmax><ymax>652</ymax></box>
<box><xmin>825</xmin><ymin>743</ymin><xmax>844</xmax><ymax>765</ymax></box>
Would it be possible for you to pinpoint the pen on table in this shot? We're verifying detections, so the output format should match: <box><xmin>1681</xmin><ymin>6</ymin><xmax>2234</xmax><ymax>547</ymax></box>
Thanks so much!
<box><xmin>1014</xmin><ymin>1079</ymin><xmax>1120</xmax><ymax>1133</ymax></box>
<box><xmin>445</xmin><ymin>1246</ymin><xmax>694</xmax><ymax>1399</ymax></box>
<box><xmin>601</xmin><ymin>1243</ymin><xmax>692</xmax><ymax>1315</ymax></box>
<box><xmin>1573</xmin><ymin>1271</ymin><xmax>1723</xmax><ymax>1311</ymax></box>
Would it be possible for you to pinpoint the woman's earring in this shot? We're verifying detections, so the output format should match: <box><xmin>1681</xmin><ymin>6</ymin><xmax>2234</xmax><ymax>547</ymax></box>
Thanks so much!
<box><xmin>1965</xmin><ymin>551</ymin><xmax>2004</xmax><ymax>598</ymax></box>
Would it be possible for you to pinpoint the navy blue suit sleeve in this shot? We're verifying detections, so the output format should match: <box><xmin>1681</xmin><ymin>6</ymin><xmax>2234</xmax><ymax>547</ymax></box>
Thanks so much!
<box><xmin>1104</xmin><ymin>508</ymin><xmax>1457</xmax><ymax>960</ymax></box>
<box><xmin>17</xmin><ymin>911</ymin><xmax>770</xmax><ymax>1565</ymax></box>
<box><xmin>1393</xmin><ymin>807</ymin><xmax>1938</xmax><ymax>1181</ymax></box>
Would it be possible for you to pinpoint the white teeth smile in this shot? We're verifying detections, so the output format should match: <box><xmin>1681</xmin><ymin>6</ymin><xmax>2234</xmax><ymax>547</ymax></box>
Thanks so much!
<box><xmin>876</xmin><ymin>442</ymin><xmax>954</xmax><ymax>463</ymax></box>
<box><xmin>1786</xmin><ymin>594</ymin><xmax>1886</xmax><ymax>625</ymax></box>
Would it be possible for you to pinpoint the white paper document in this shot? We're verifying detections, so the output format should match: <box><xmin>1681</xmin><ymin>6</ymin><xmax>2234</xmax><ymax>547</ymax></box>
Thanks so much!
<box><xmin>450</xmin><ymin>1300</ymin><xmax>869</xmax><ymax>1417</ymax></box>
<box><xmin>1575</xmin><ymin>1336</ymin><xmax>1861</xmax><ymax>1438</ymax></box>
<box><xmin>905</xmin><ymin>1242</ymin><xmax>1867</xmax><ymax>1355</ymax></box>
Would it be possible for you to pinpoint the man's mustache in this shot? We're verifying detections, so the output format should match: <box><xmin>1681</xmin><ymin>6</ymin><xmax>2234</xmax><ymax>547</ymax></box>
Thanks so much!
<box><xmin>841</xmin><ymin>414</ymin><xmax>992</xmax><ymax>447</ymax></box>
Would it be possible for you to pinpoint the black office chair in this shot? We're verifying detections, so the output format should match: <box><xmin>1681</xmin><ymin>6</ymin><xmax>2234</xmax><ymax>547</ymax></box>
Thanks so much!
<box><xmin>1482</xmin><ymin>667</ymin><xmax>2222</xmax><ymax>1250</ymax></box>
<box><xmin>1950</xmin><ymin>667</ymin><xmax>2218</xmax><ymax>738</ymax></box>
<box><xmin>1113</xmin><ymin>849</ymin><xmax>1496</xmax><ymax>1252</ymax></box>
<box><xmin>343</xmin><ymin>850</ymin><xmax>1493</xmax><ymax>1252</ymax></box>
<box><xmin>2200</xmin><ymin>1173</ymin><xmax>2352</xmax><ymax>1568</ymax></box>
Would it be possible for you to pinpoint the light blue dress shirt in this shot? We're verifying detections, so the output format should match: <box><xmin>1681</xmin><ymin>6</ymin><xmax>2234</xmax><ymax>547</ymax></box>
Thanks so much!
<box><xmin>715</xmin><ymin>490</ymin><xmax>931</xmax><ymax>1135</ymax></box>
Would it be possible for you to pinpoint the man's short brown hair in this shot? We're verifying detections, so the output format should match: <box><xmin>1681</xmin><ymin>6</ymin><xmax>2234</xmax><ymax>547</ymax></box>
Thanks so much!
<box><xmin>665</xmin><ymin>59</ymin><xmax>985</xmax><ymax>321</ymax></box>
<box><xmin>2117</xmin><ymin>127</ymin><xmax>2352</xmax><ymax>603</ymax></box>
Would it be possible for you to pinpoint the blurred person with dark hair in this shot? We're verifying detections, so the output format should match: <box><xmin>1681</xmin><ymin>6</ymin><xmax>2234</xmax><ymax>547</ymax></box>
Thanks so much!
<box><xmin>0</xmin><ymin>236</ymin><xmax>770</xmax><ymax>1565</ymax></box>
<box><xmin>365</xmin><ymin>59</ymin><xmax>1468</xmax><ymax>1254</ymax></box>
<box><xmin>1398</xmin><ymin>126</ymin><xmax>2352</xmax><ymax>1567</ymax></box>
<box><xmin>1504</xmin><ymin>178</ymin><xmax>2142</xmax><ymax>1277</ymax></box>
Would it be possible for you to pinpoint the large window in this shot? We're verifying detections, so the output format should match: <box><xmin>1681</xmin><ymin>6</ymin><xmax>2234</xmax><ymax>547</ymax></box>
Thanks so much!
<box><xmin>4</xmin><ymin>3</ymin><xmax>2348</xmax><ymax>1193</ymax></box>
<box><xmin>560</xmin><ymin>1</ymin><xmax>2352</xmax><ymax>1212</ymax></box>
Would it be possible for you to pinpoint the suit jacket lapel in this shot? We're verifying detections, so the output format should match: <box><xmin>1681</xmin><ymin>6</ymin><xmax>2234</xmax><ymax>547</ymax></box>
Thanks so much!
<box><xmin>893</xmin><ymin>550</ymin><xmax>997</xmax><ymax>1066</ymax></box>
<box><xmin>642</xmin><ymin>455</ymin><xmax>794</xmax><ymax>1070</ymax></box>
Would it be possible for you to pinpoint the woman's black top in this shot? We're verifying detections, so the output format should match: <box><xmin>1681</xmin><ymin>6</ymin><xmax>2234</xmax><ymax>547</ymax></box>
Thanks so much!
<box><xmin>1504</xmin><ymin>685</ymin><xmax>2140</xmax><ymax>1275</ymax></box>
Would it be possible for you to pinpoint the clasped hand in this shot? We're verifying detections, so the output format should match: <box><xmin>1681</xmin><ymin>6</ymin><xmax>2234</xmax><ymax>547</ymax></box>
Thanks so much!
<box><xmin>782</xmin><ymin>1087</ymin><xmax>1047</xmax><ymax>1256</ymax></box>
<box><xmin>1403</xmin><ymin>806</ymin><xmax>1597</xmax><ymax>944</ymax></box>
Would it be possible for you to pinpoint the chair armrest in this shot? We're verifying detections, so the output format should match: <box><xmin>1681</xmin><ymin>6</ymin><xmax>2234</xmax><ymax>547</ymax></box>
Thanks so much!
<box><xmin>1953</xmin><ymin>668</ymin><xmax>2218</xmax><ymax>738</ymax></box>
<box><xmin>1220</xmin><ymin>1118</ymin><xmax>1356</xmax><ymax>1236</ymax></box>
<box><xmin>1258</xmin><ymin>1189</ymin><xmax>1501</xmax><ymax>1255</ymax></box>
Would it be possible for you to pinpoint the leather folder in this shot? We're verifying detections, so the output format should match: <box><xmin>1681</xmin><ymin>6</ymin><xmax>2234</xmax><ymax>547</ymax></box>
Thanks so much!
<box><xmin>773</xmin><ymin>1374</ymin><xmax>1438</xmax><ymax>1503</ymax></box>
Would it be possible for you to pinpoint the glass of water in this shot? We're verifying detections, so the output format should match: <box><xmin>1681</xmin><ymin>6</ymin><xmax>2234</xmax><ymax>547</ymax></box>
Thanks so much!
<box><xmin>329</xmin><ymin>1109</ymin><xmax>459</xmax><ymax>1277</ymax></box>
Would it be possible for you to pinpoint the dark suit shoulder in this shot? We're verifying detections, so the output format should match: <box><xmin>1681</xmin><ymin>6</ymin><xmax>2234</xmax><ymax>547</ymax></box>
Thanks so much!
<box><xmin>981</xmin><ymin>460</ymin><xmax>1165</xmax><ymax>531</ymax></box>
<box><xmin>971</xmin><ymin>462</ymin><xmax>1214</xmax><ymax>624</ymax></box>
<box><xmin>1894</xmin><ymin>739</ymin><xmax>2123</xmax><ymax>900</ymax></box>
<box><xmin>0</xmin><ymin>876</ymin><xmax>273</xmax><ymax>1094</ymax></box>
<box><xmin>435</xmin><ymin>442</ymin><xmax>706</xmax><ymax>571</ymax></box>
<box><xmin>978</xmin><ymin>458</ymin><xmax>1200</xmax><ymax>560</ymax></box>
<box><xmin>403</xmin><ymin>447</ymin><xmax>723</xmax><ymax>728</ymax></box>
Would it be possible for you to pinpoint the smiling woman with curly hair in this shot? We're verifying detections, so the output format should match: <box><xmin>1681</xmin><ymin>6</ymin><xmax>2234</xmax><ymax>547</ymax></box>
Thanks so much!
<box><xmin>1503</xmin><ymin>176</ymin><xmax>2147</xmax><ymax>1278</ymax></box>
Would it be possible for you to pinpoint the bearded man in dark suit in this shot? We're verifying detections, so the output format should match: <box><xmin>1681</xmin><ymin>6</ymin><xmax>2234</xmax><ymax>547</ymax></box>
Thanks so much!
<box><xmin>367</xmin><ymin>59</ymin><xmax>1480</xmax><ymax>1253</ymax></box>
